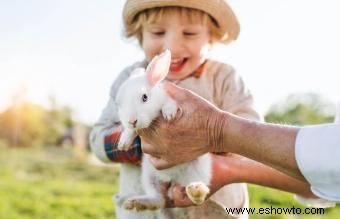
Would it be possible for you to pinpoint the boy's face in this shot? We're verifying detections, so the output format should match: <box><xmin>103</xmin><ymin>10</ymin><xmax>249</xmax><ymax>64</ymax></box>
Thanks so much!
<box><xmin>142</xmin><ymin>12</ymin><xmax>211</xmax><ymax>81</ymax></box>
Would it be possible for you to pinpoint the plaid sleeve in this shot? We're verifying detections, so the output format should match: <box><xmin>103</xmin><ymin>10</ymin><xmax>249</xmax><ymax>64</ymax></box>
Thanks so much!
<box><xmin>104</xmin><ymin>129</ymin><xmax>142</xmax><ymax>165</ymax></box>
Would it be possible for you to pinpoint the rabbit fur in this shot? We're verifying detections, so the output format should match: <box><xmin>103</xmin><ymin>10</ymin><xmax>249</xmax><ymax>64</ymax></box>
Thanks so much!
<box><xmin>114</xmin><ymin>50</ymin><xmax>212</xmax><ymax>218</ymax></box>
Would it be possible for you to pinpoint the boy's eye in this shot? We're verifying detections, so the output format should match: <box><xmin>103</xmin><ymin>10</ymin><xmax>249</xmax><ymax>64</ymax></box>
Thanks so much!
<box><xmin>152</xmin><ymin>31</ymin><xmax>165</xmax><ymax>36</ymax></box>
<box><xmin>142</xmin><ymin>94</ymin><xmax>148</xmax><ymax>102</ymax></box>
<box><xmin>184</xmin><ymin>32</ymin><xmax>198</xmax><ymax>36</ymax></box>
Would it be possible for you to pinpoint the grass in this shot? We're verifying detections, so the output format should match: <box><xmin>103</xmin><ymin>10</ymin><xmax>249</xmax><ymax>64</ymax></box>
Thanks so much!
<box><xmin>0</xmin><ymin>145</ymin><xmax>118</xmax><ymax>219</ymax></box>
<box><xmin>0</xmin><ymin>145</ymin><xmax>338</xmax><ymax>219</ymax></box>
<box><xmin>248</xmin><ymin>185</ymin><xmax>339</xmax><ymax>219</ymax></box>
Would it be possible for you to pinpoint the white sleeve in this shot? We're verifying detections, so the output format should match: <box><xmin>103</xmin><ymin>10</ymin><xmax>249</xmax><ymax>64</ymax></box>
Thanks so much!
<box><xmin>295</xmin><ymin>124</ymin><xmax>340</xmax><ymax>202</ymax></box>
<box><xmin>335</xmin><ymin>100</ymin><xmax>340</xmax><ymax>123</ymax></box>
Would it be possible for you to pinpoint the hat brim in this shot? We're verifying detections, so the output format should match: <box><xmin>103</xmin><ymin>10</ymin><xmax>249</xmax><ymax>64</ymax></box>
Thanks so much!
<box><xmin>123</xmin><ymin>0</ymin><xmax>240</xmax><ymax>43</ymax></box>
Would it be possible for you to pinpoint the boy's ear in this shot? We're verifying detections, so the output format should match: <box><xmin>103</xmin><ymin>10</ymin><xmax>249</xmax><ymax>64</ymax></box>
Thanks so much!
<box><xmin>146</xmin><ymin>50</ymin><xmax>171</xmax><ymax>86</ymax></box>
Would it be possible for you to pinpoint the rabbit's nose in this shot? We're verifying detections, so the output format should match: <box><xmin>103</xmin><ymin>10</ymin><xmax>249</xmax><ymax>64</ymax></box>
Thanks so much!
<box><xmin>129</xmin><ymin>119</ymin><xmax>138</xmax><ymax>128</ymax></box>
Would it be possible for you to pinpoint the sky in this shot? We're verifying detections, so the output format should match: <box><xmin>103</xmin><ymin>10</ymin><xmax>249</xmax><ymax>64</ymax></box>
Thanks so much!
<box><xmin>1</xmin><ymin>0</ymin><xmax>340</xmax><ymax>124</ymax></box>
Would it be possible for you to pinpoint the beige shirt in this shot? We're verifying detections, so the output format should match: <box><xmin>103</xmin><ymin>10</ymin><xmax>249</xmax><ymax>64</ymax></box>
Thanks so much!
<box><xmin>90</xmin><ymin>59</ymin><xmax>261</xmax><ymax>218</ymax></box>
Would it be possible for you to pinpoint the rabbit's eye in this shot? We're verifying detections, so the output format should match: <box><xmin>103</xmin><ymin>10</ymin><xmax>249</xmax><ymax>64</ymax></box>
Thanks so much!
<box><xmin>142</xmin><ymin>94</ymin><xmax>148</xmax><ymax>102</ymax></box>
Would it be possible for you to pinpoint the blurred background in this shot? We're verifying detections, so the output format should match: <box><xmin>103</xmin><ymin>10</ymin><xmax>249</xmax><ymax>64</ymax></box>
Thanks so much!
<box><xmin>0</xmin><ymin>0</ymin><xmax>339</xmax><ymax>218</ymax></box>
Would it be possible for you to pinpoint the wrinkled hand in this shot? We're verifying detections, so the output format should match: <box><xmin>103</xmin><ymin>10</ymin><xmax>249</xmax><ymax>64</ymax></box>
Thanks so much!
<box><xmin>138</xmin><ymin>82</ymin><xmax>226</xmax><ymax>169</ymax></box>
<box><xmin>160</xmin><ymin>153</ymin><xmax>240</xmax><ymax>208</ymax></box>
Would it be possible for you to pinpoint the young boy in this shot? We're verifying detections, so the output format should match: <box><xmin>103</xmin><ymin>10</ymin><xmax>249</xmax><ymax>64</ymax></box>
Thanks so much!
<box><xmin>90</xmin><ymin>0</ymin><xmax>260</xmax><ymax>218</ymax></box>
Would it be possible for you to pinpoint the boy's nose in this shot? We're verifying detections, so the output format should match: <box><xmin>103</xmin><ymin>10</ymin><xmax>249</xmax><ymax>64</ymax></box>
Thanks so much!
<box><xmin>163</xmin><ymin>35</ymin><xmax>182</xmax><ymax>54</ymax></box>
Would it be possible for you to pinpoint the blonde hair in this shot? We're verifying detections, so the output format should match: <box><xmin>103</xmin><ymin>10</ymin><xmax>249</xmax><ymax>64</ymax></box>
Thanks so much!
<box><xmin>124</xmin><ymin>7</ymin><xmax>223</xmax><ymax>45</ymax></box>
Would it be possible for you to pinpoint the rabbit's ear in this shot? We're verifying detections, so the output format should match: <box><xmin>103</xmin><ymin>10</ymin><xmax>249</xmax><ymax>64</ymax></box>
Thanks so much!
<box><xmin>146</xmin><ymin>50</ymin><xmax>171</xmax><ymax>87</ymax></box>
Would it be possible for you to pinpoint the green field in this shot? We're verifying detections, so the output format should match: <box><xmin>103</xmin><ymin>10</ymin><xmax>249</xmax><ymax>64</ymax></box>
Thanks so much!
<box><xmin>0</xmin><ymin>145</ymin><xmax>338</xmax><ymax>219</ymax></box>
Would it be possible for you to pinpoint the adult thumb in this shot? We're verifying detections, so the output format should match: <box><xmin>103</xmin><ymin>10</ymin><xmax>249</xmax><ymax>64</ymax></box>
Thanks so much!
<box><xmin>150</xmin><ymin>156</ymin><xmax>173</xmax><ymax>170</ymax></box>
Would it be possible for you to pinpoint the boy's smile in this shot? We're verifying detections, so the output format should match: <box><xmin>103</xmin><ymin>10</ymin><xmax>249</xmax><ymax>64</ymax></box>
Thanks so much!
<box><xmin>170</xmin><ymin>57</ymin><xmax>188</xmax><ymax>73</ymax></box>
<box><xmin>142</xmin><ymin>11</ymin><xmax>211</xmax><ymax>81</ymax></box>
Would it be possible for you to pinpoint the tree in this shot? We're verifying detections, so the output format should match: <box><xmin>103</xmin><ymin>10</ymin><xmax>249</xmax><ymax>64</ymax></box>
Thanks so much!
<box><xmin>265</xmin><ymin>93</ymin><xmax>335</xmax><ymax>125</ymax></box>
<box><xmin>0</xmin><ymin>103</ymin><xmax>47</xmax><ymax>147</ymax></box>
<box><xmin>0</xmin><ymin>101</ymin><xmax>75</xmax><ymax>147</ymax></box>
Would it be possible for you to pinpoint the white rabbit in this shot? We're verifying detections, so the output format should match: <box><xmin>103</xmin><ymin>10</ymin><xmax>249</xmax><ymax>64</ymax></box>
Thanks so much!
<box><xmin>116</xmin><ymin>50</ymin><xmax>178</xmax><ymax>151</ymax></box>
<box><xmin>115</xmin><ymin>50</ymin><xmax>212</xmax><ymax>218</ymax></box>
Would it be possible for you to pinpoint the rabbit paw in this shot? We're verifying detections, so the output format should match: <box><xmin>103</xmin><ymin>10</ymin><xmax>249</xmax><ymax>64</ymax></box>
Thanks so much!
<box><xmin>117</xmin><ymin>130</ymin><xmax>135</xmax><ymax>151</ymax></box>
<box><xmin>122</xmin><ymin>196</ymin><xmax>164</xmax><ymax>211</ymax></box>
<box><xmin>162</xmin><ymin>101</ymin><xmax>178</xmax><ymax>121</ymax></box>
<box><xmin>185</xmin><ymin>182</ymin><xmax>210</xmax><ymax>205</ymax></box>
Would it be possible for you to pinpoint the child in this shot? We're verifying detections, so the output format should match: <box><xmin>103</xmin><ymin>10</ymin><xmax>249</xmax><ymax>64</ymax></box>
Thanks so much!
<box><xmin>90</xmin><ymin>0</ymin><xmax>260</xmax><ymax>218</ymax></box>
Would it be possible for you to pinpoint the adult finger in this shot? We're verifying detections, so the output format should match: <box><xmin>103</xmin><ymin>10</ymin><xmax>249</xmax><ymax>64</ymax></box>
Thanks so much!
<box><xmin>171</xmin><ymin>184</ymin><xmax>194</xmax><ymax>207</ymax></box>
<box><xmin>149</xmin><ymin>156</ymin><xmax>174</xmax><ymax>170</ymax></box>
<box><xmin>164</xmin><ymin>82</ymin><xmax>193</xmax><ymax>103</ymax></box>
<box><xmin>165</xmin><ymin>82</ymin><xmax>215</xmax><ymax>110</ymax></box>
<box><xmin>159</xmin><ymin>182</ymin><xmax>175</xmax><ymax>208</ymax></box>
<box><xmin>140</xmin><ymin>142</ymin><xmax>153</xmax><ymax>154</ymax></box>
<box><xmin>139</xmin><ymin>136</ymin><xmax>158</xmax><ymax>155</ymax></box>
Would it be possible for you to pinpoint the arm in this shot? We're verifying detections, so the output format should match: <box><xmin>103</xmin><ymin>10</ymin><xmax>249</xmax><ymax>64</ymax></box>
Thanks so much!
<box><xmin>212</xmin><ymin>67</ymin><xmax>310</xmax><ymax>189</ymax></box>
<box><xmin>141</xmin><ymin>83</ymin><xmax>340</xmax><ymax>203</ymax></box>
<box><xmin>210</xmin><ymin>64</ymin><xmax>301</xmax><ymax>178</ymax></box>
<box><xmin>229</xmin><ymin>155</ymin><xmax>312</xmax><ymax>196</ymax></box>
<box><xmin>89</xmin><ymin>94</ymin><xmax>143</xmax><ymax>165</ymax></box>
<box><xmin>220</xmin><ymin>114</ymin><xmax>303</xmax><ymax>180</ymax></box>
<box><xmin>164</xmin><ymin>153</ymin><xmax>316</xmax><ymax>208</ymax></box>
<box><xmin>140</xmin><ymin>82</ymin><xmax>303</xmax><ymax>180</ymax></box>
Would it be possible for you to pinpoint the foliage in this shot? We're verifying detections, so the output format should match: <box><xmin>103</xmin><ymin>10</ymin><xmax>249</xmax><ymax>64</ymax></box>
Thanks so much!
<box><xmin>0</xmin><ymin>103</ymin><xmax>47</xmax><ymax>147</ymax></box>
<box><xmin>265</xmin><ymin>93</ymin><xmax>335</xmax><ymax>125</ymax></box>
<box><xmin>0</xmin><ymin>101</ymin><xmax>74</xmax><ymax>147</ymax></box>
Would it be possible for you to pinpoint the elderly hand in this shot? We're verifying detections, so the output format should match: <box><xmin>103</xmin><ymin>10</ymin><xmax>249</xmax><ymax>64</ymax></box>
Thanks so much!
<box><xmin>158</xmin><ymin>153</ymin><xmax>317</xmax><ymax>208</ymax></box>
<box><xmin>160</xmin><ymin>153</ymin><xmax>240</xmax><ymax>208</ymax></box>
<box><xmin>138</xmin><ymin>82</ymin><xmax>226</xmax><ymax>169</ymax></box>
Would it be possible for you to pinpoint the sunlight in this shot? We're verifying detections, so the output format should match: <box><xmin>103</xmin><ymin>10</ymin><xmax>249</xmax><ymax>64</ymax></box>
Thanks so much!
<box><xmin>1</xmin><ymin>0</ymin><xmax>339</xmax><ymax>124</ymax></box>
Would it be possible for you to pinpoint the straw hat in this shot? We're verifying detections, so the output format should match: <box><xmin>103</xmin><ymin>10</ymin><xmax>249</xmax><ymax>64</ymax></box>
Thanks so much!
<box><xmin>123</xmin><ymin>0</ymin><xmax>240</xmax><ymax>43</ymax></box>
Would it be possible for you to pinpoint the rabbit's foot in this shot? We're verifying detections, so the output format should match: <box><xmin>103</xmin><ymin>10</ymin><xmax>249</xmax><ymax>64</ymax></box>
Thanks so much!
<box><xmin>117</xmin><ymin>129</ymin><xmax>136</xmax><ymax>151</ymax></box>
<box><xmin>112</xmin><ymin>194</ymin><xmax>129</xmax><ymax>206</ymax></box>
<box><xmin>162</xmin><ymin>100</ymin><xmax>178</xmax><ymax>121</ymax></box>
<box><xmin>123</xmin><ymin>196</ymin><xmax>164</xmax><ymax>211</ymax></box>
<box><xmin>185</xmin><ymin>182</ymin><xmax>210</xmax><ymax>205</ymax></box>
